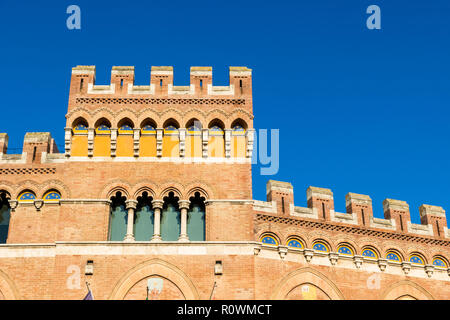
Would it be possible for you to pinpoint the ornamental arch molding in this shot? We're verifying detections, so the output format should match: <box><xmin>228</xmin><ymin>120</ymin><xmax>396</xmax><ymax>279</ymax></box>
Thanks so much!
<box><xmin>109</xmin><ymin>259</ymin><xmax>199</xmax><ymax>300</ymax></box>
<box><xmin>99</xmin><ymin>179</ymin><xmax>133</xmax><ymax>199</ymax></box>
<box><xmin>381</xmin><ymin>280</ymin><xmax>434</xmax><ymax>300</ymax></box>
<box><xmin>270</xmin><ymin>267</ymin><xmax>344</xmax><ymax>300</ymax></box>
<box><xmin>0</xmin><ymin>269</ymin><xmax>21</xmax><ymax>300</ymax></box>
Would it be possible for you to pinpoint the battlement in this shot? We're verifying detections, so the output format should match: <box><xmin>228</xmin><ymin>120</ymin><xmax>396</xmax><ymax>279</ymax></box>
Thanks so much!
<box><xmin>254</xmin><ymin>180</ymin><xmax>449</xmax><ymax>240</ymax></box>
<box><xmin>0</xmin><ymin>132</ymin><xmax>60</xmax><ymax>164</ymax></box>
<box><xmin>69</xmin><ymin>65</ymin><xmax>252</xmax><ymax>99</ymax></box>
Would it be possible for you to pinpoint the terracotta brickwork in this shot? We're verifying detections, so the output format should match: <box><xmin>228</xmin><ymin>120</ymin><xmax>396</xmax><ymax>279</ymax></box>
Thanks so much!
<box><xmin>0</xmin><ymin>66</ymin><xmax>448</xmax><ymax>300</ymax></box>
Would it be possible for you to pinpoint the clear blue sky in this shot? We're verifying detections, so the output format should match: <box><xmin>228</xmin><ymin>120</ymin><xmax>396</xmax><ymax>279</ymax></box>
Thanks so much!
<box><xmin>0</xmin><ymin>1</ymin><xmax>449</xmax><ymax>223</ymax></box>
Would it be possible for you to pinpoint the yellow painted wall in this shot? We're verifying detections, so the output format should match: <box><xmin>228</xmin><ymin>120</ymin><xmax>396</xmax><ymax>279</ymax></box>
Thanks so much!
<box><xmin>186</xmin><ymin>135</ymin><xmax>202</xmax><ymax>157</ymax></box>
<box><xmin>116</xmin><ymin>135</ymin><xmax>134</xmax><ymax>157</ymax></box>
<box><xmin>139</xmin><ymin>135</ymin><xmax>156</xmax><ymax>157</ymax></box>
<box><xmin>162</xmin><ymin>135</ymin><xmax>179</xmax><ymax>157</ymax></box>
<box><xmin>208</xmin><ymin>136</ymin><xmax>225</xmax><ymax>157</ymax></box>
<box><xmin>93</xmin><ymin>135</ymin><xmax>111</xmax><ymax>157</ymax></box>
<box><xmin>231</xmin><ymin>136</ymin><xmax>246</xmax><ymax>158</ymax></box>
<box><xmin>71</xmin><ymin>135</ymin><xmax>88</xmax><ymax>157</ymax></box>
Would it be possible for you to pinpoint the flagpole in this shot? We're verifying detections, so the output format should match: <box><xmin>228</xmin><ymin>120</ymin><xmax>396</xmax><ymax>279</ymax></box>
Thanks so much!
<box><xmin>85</xmin><ymin>281</ymin><xmax>94</xmax><ymax>300</ymax></box>
<box><xmin>209</xmin><ymin>281</ymin><xmax>217</xmax><ymax>300</ymax></box>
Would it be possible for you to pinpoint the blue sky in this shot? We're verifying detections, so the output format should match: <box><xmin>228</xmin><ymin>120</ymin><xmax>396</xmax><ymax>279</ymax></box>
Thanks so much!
<box><xmin>0</xmin><ymin>1</ymin><xmax>449</xmax><ymax>223</ymax></box>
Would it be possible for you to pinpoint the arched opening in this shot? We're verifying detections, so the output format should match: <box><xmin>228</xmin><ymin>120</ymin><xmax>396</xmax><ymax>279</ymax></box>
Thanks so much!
<box><xmin>187</xmin><ymin>192</ymin><xmax>205</xmax><ymax>241</ymax></box>
<box><xmin>271</xmin><ymin>267</ymin><xmax>344</xmax><ymax>300</ymax></box>
<box><xmin>208</xmin><ymin>119</ymin><xmax>225</xmax><ymax>158</ymax></box>
<box><xmin>117</xmin><ymin>118</ymin><xmax>134</xmax><ymax>157</ymax></box>
<box><xmin>0</xmin><ymin>192</ymin><xmax>11</xmax><ymax>243</ymax></box>
<box><xmin>108</xmin><ymin>191</ymin><xmax>128</xmax><ymax>241</ymax></box>
<box><xmin>160</xmin><ymin>192</ymin><xmax>180</xmax><ymax>241</ymax></box>
<box><xmin>109</xmin><ymin>259</ymin><xmax>199</xmax><ymax>300</ymax></box>
<box><xmin>71</xmin><ymin>117</ymin><xmax>89</xmax><ymax>157</ymax></box>
<box><xmin>286</xmin><ymin>283</ymin><xmax>331</xmax><ymax>300</ymax></box>
<box><xmin>94</xmin><ymin>118</ymin><xmax>111</xmax><ymax>157</ymax></box>
<box><xmin>230</xmin><ymin>118</ymin><xmax>247</xmax><ymax>158</ymax></box>
<box><xmin>17</xmin><ymin>190</ymin><xmax>36</xmax><ymax>203</ymax></box>
<box><xmin>162</xmin><ymin>119</ymin><xmax>180</xmax><ymax>158</ymax></box>
<box><xmin>43</xmin><ymin>189</ymin><xmax>61</xmax><ymax>203</ymax></box>
<box><xmin>134</xmin><ymin>192</ymin><xmax>154</xmax><ymax>241</ymax></box>
<box><xmin>139</xmin><ymin>119</ymin><xmax>157</xmax><ymax>157</ymax></box>
<box><xmin>185</xmin><ymin>119</ymin><xmax>202</xmax><ymax>158</ymax></box>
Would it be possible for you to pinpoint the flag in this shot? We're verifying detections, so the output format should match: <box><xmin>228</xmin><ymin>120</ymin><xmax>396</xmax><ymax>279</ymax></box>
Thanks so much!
<box><xmin>83</xmin><ymin>289</ymin><xmax>93</xmax><ymax>300</ymax></box>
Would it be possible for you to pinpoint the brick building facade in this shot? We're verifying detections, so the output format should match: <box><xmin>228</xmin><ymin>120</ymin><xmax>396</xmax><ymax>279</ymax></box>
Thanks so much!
<box><xmin>0</xmin><ymin>65</ymin><xmax>448</xmax><ymax>300</ymax></box>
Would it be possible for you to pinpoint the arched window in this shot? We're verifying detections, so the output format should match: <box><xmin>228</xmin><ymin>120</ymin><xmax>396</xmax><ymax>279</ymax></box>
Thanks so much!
<box><xmin>43</xmin><ymin>190</ymin><xmax>61</xmax><ymax>203</ymax></box>
<box><xmin>187</xmin><ymin>192</ymin><xmax>206</xmax><ymax>241</ymax></box>
<box><xmin>118</xmin><ymin>124</ymin><xmax>133</xmax><ymax>133</ymax></box>
<box><xmin>208</xmin><ymin>119</ymin><xmax>225</xmax><ymax>158</ymax></box>
<box><xmin>18</xmin><ymin>190</ymin><xmax>36</xmax><ymax>203</ymax></box>
<box><xmin>117</xmin><ymin>119</ymin><xmax>134</xmax><ymax>157</ymax></box>
<box><xmin>337</xmin><ymin>244</ymin><xmax>354</xmax><ymax>256</ymax></box>
<box><xmin>432</xmin><ymin>257</ymin><xmax>448</xmax><ymax>269</ymax></box>
<box><xmin>230</xmin><ymin>119</ymin><xmax>247</xmax><ymax>158</ymax></box>
<box><xmin>134</xmin><ymin>192</ymin><xmax>154</xmax><ymax>241</ymax></box>
<box><xmin>108</xmin><ymin>192</ymin><xmax>127</xmax><ymax>241</ymax></box>
<box><xmin>160</xmin><ymin>192</ymin><xmax>180</xmax><ymax>241</ymax></box>
<box><xmin>94</xmin><ymin>119</ymin><xmax>111</xmax><ymax>157</ymax></box>
<box><xmin>73</xmin><ymin>123</ymin><xmax>88</xmax><ymax>133</ymax></box>
<box><xmin>185</xmin><ymin>119</ymin><xmax>202</xmax><ymax>158</ymax></box>
<box><xmin>96</xmin><ymin>124</ymin><xmax>111</xmax><ymax>134</ymax></box>
<box><xmin>386</xmin><ymin>250</ymin><xmax>402</xmax><ymax>262</ymax></box>
<box><xmin>140</xmin><ymin>119</ymin><xmax>157</xmax><ymax>157</ymax></box>
<box><xmin>312</xmin><ymin>240</ymin><xmax>330</xmax><ymax>253</ymax></box>
<box><xmin>409</xmin><ymin>254</ymin><xmax>425</xmax><ymax>265</ymax></box>
<box><xmin>260</xmin><ymin>234</ymin><xmax>278</xmax><ymax>246</ymax></box>
<box><xmin>286</xmin><ymin>237</ymin><xmax>304</xmax><ymax>249</ymax></box>
<box><xmin>0</xmin><ymin>192</ymin><xmax>11</xmax><ymax>243</ymax></box>
<box><xmin>141</xmin><ymin>124</ymin><xmax>156</xmax><ymax>134</ymax></box>
<box><xmin>162</xmin><ymin>119</ymin><xmax>180</xmax><ymax>157</ymax></box>
<box><xmin>71</xmin><ymin>118</ymin><xmax>89</xmax><ymax>156</ymax></box>
<box><xmin>362</xmin><ymin>247</ymin><xmax>378</xmax><ymax>260</ymax></box>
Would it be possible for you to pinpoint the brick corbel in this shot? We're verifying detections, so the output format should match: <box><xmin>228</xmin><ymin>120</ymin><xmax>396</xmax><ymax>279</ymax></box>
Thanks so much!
<box><xmin>401</xmin><ymin>262</ymin><xmax>411</xmax><ymax>275</ymax></box>
<box><xmin>34</xmin><ymin>200</ymin><xmax>44</xmax><ymax>211</ymax></box>
<box><xmin>353</xmin><ymin>255</ymin><xmax>363</xmax><ymax>269</ymax></box>
<box><xmin>378</xmin><ymin>259</ymin><xmax>388</xmax><ymax>272</ymax></box>
<box><xmin>329</xmin><ymin>252</ymin><xmax>339</xmax><ymax>265</ymax></box>
<box><xmin>254</xmin><ymin>243</ymin><xmax>262</xmax><ymax>256</ymax></box>
<box><xmin>278</xmin><ymin>245</ymin><xmax>288</xmax><ymax>259</ymax></box>
<box><xmin>424</xmin><ymin>265</ymin><xmax>434</xmax><ymax>278</ymax></box>
<box><xmin>304</xmin><ymin>248</ymin><xmax>314</xmax><ymax>263</ymax></box>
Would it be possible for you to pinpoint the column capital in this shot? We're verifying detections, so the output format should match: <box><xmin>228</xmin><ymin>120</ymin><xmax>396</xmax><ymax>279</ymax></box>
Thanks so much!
<box><xmin>125</xmin><ymin>200</ymin><xmax>138</xmax><ymax>210</ymax></box>
<box><xmin>8</xmin><ymin>200</ymin><xmax>18</xmax><ymax>211</ymax></box>
<box><xmin>152</xmin><ymin>199</ymin><xmax>164</xmax><ymax>209</ymax></box>
<box><xmin>178</xmin><ymin>200</ymin><xmax>190</xmax><ymax>210</ymax></box>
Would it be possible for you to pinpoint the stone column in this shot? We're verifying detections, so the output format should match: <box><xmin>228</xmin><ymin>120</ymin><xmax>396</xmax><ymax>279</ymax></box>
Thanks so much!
<box><xmin>151</xmin><ymin>200</ymin><xmax>164</xmax><ymax>241</ymax></box>
<box><xmin>87</xmin><ymin>128</ymin><xmax>95</xmax><ymax>157</ymax></box>
<box><xmin>110</xmin><ymin>128</ymin><xmax>118</xmax><ymax>157</ymax></box>
<box><xmin>179</xmin><ymin>128</ymin><xmax>186</xmax><ymax>158</ymax></box>
<box><xmin>133</xmin><ymin>128</ymin><xmax>140</xmax><ymax>157</ymax></box>
<box><xmin>246</xmin><ymin>128</ymin><xmax>255</xmax><ymax>158</ymax></box>
<box><xmin>178</xmin><ymin>200</ymin><xmax>190</xmax><ymax>242</ymax></box>
<box><xmin>156</xmin><ymin>129</ymin><xmax>163</xmax><ymax>157</ymax></box>
<box><xmin>224</xmin><ymin>129</ymin><xmax>231</xmax><ymax>158</ymax></box>
<box><xmin>124</xmin><ymin>200</ymin><xmax>138</xmax><ymax>242</ymax></box>
<box><xmin>64</xmin><ymin>127</ymin><xmax>72</xmax><ymax>158</ymax></box>
<box><xmin>202</xmin><ymin>129</ymin><xmax>209</xmax><ymax>158</ymax></box>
